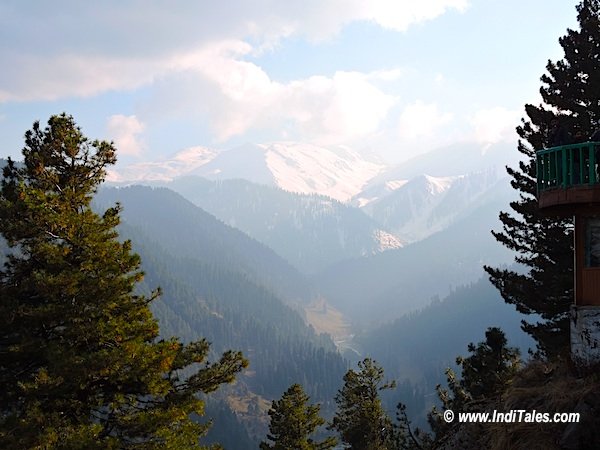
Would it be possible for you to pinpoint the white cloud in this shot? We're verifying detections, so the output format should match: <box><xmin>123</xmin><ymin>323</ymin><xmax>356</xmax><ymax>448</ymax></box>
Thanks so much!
<box><xmin>0</xmin><ymin>52</ymin><xmax>168</xmax><ymax>102</ymax></box>
<box><xmin>285</xmin><ymin>71</ymin><xmax>397</xmax><ymax>145</ymax></box>
<box><xmin>106</xmin><ymin>115</ymin><xmax>145</xmax><ymax>156</ymax></box>
<box><xmin>164</xmin><ymin>41</ymin><xmax>286</xmax><ymax>141</ymax></box>
<box><xmin>357</xmin><ymin>0</ymin><xmax>469</xmax><ymax>31</ymax></box>
<box><xmin>470</xmin><ymin>107</ymin><xmax>520</xmax><ymax>144</ymax></box>
<box><xmin>0</xmin><ymin>0</ymin><xmax>470</xmax><ymax>162</ymax></box>
<box><xmin>397</xmin><ymin>101</ymin><xmax>453</xmax><ymax>140</ymax></box>
<box><xmin>0</xmin><ymin>1</ymin><xmax>469</xmax><ymax>102</ymax></box>
<box><xmin>141</xmin><ymin>42</ymin><xmax>397</xmax><ymax>146</ymax></box>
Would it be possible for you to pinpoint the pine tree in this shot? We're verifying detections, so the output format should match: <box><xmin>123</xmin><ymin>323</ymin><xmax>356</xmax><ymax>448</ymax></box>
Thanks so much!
<box><xmin>329</xmin><ymin>358</ymin><xmax>395</xmax><ymax>450</ymax></box>
<box><xmin>428</xmin><ymin>328</ymin><xmax>520</xmax><ymax>441</ymax></box>
<box><xmin>391</xmin><ymin>402</ymin><xmax>431</xmax><ymax>450</ymax></box>
<box><xmin>457</xmin><ymin>327</ymin><xmax>520</xmax><ymax>400</ymax></box>
<box><xmin>484</xmin><ymin>0</ymin><xmax>600</xmax><ymax>357</ymax></box>
<box><xmin>260</xmin><ymin>383</ymin><xmax>337</xmax><ymax>450</ymax></box>
<box><xmin>0</xmin><ymin>114</ymin><xmax>248</xmax><ymax>449</ymax></box>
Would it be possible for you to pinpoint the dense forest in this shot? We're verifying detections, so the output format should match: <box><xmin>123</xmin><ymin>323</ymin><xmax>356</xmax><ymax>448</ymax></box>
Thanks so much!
<box><xmin>2</xmin><ymin>1</ymin><xmax>600</xmax><ymax>449</ymax></box>
<box><xmin>165</xmin><ymin>176</ymin><xmax>394</xmax><ymax>273</ymax></box>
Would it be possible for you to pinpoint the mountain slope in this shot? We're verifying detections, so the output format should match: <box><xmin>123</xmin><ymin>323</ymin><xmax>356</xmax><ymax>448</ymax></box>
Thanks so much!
<box><xmin>357</xmin><ymin>275</ymin><xmax>533</xmax><ymax>426</ymax></box>
<box><xmin>107</xmin><ymin>146</ymin><xmax>217</xmax><ymax>182</ymax></box>
<box><xmin>314</xmin><ymin>177</ymin><xmax>517</xmax><ymax>325</ymax></box>
<box><xmin>167</xmin><ymin>176</ymin><xmax>402</xmax><ymax>273</ymax></box>
<box><xmin>191</xmin><ymin>143</ymin><xmax>276</xmax><ymax>186</ymax></box>
<box><xmin>366</xmin><ymin>141</ymin><xmax>520</xmax><ymax>182</ymax></box>
<box><xmin>115</xmin><ymin>222</ymin><xmax>347</xmax><ymax>447</ymax></box>
<box><xmin>94</xmin><ymin>185</ymin><xmax>313</xmax><ymax>302</ymax></box>
<box><xmin>359</xmin><ymin>275</ymin><xmax>533</xmax><ymax>381</ymax></box>
<box><xmin>361</xmin><ymin>170</ymin><xmax>506</xmax><ymax>242</ymax></box>
<box><xmin>194</xmin><ymin>142</ymin><xmax>384</xmax><ymax>201</ymax></box>
<box><xmin>109</xmin><ymin>142</ymin><xmax>385</xmax><ymax>202</ymax></box>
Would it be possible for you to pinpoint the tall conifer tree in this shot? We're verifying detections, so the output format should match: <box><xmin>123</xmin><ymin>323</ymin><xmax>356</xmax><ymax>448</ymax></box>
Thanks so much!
<box><xmin>260</xmin><ymin>383</ymin><xmax>336</xmax><ymax>450</ymax></box>
<box><xmin>484</xmin><ymin>0</ymin><xmax>600</xmax><ymax>357</ymax></box>
<box><xmin>427</xmin><ymin>328</ymin><xmax>520</xmax><ymax>446</ymax></box>
<box><xmin>0</xmin><ymin>114</ymin><xmax>248</xmax><ymax>449</ymax></box>
<box><xmin>330</xmin><ymin>358</ymin><xmax>395</xmax><ymax>450</ymax></box>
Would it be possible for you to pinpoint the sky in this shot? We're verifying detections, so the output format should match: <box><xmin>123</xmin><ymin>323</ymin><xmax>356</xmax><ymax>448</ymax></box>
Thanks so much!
<box><xmin>0</xmin><ymin>0</ymin><xmax>580</xmax><ymax>168</ymax></box>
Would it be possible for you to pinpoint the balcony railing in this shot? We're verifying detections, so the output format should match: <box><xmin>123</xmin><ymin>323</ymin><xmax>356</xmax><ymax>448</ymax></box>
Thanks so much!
<box><xmin>537</xmin><ymin>142</ymin><xmax>600</xmax><ymax>193</ymax></box>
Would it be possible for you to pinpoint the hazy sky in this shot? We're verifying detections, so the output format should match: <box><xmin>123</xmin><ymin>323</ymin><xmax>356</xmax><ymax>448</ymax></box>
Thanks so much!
<box><xmin>0</xmin><ymin>0</ymin><xmax>579</xmax><ymax>167</ymax></box>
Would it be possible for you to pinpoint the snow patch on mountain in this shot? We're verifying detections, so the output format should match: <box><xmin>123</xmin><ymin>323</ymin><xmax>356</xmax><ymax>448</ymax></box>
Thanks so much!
<box><xmin>385</xmin><ymin>179</ymin><xmax>409</xmax><ymax>190</ymax></box>
<box><xmin>352</xmin><ymin>178</ymin><xmax>409</xmax><ymax>208</ymax></box>
<box><xmin>422</xmin><ymin>174</ymin><xmax>457</xmax><ymax>195</ymax></box>
<box><xmin>263</xmin><ymin>142</ymin><xmax>385</xmax><ymax>202</ymax></box>
<box><xmin>373</xmin><ymin>229</ymin><xmax>404</xmax><ymax>252</ymax></box>
<box><xmin>107</xmin><ymin>146</ymin><xmax>217</xmax><ymax>182</ymax></box>
<box><xmin>360</xmin><ymin>171</ymin><xmax>504</xmax><ymax>243</ymax></box>
<box><xmin>109</xmin><ymin>141</ymin><xmax>384</xmax><ymax>202</ymax></box>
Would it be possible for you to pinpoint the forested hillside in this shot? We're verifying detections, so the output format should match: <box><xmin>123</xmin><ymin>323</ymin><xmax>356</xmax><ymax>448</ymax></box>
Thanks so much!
<box><xmin>362</xmin><ymin>170</ymin><xmax>505</xmax><ymax>242</ymax></box>
<box><xmin>357</xmin><ymin>276</ymin><xmax>533</xmax><ymax>425</ymax></box>
<box><xmin>3</xmin><ymin>0</ymin><xmax>600</xmax><ymax>448</ymax></box>
<box><xmin>93</xmin><ymin>187</ymin><xmax>349</xmax><ymax>446</ymax></box>
<box><xmin>125</xmin><ymin>222</ymin><xmax>347</xmax><ymax>398</ymax></box>
<box><xmin>95</xmin><ymin>185</ymin><xmax>313</xmax><ymax>301</ymax></box>
<box><xmin>315</xmin><ymin>179</ymin><xmax>516</xmax><ymax>323</ymax></box>
<box><xmin>166</xmin><ymin>176</ymin><xmax>401</xmax><ymax>273</ymax></box>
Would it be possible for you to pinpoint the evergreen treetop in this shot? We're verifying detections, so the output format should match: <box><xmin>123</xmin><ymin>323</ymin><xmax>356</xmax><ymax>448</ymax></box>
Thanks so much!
<box><xmin>330</xmin><ymin>358</ymin><xmax>395</xmax><ymax>450</ymax></box>
<box><xmin>0</xmin><ymin>114</ymin><xmax>247</xmax><ymax>449</ymax></box>
<box><xmin>484</xmin><ymin>0</ymin><xmax>600</xmax><ymax>357</ymax></box>
<box><xmin>260</xmin><ymin>383</ymin><xmax>336</xmax><ymax>450</ymax></box>
<box><xmin>428</xmin><ymin>327</ymin><xmax>520</xmax><ymax>445</ymax></box>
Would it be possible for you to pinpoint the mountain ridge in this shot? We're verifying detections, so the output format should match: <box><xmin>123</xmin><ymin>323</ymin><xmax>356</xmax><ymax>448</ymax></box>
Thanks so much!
<box><xmin>108</xmin><ymin>141</ymin><xmax>385</xmax><ymax>202</ymax></box>
<box><xmin>313</xmin><ymin>176</ymin><xmax>517</xmax><ymax>325</ymax></box>
<box><xmin>94</xmin><ymin>185</ymin><xmax>314</xmax><ymax>302</ymax></box>
<box><xmin>165</xmin><ymin>176</ymin><xmax>403</xmax><ymax>273</ymax></box>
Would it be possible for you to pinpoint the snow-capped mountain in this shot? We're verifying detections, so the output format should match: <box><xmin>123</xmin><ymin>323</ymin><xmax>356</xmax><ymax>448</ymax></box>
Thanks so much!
<box><xmin>358</xmin><ymin>170</ymin><xmax>507</xmax><ymax>243</ymax></box>
<box><xmin>315</xmin><ymin>176</ymin><xmax>517</xmax><ymax>324</ymax></box>
<box><xmin>369</xmin><ymin>140</ymin><xmax>521</xmax><ymax>181</ymax></box>
<box><xmin>165</xmin><ymin>176</ymin><xmax>403</xmax><ymax>273</ymax></box>
<box><xmin>106</xmin><ymin>146</ymin><xmax>217</xmax><ymax>182</ymax></box>
<box><xmin>351</xmin><ymin>178</ymin><xmax>409</xmax><ymax>208</ymax></box>
<box><xmin>108</xmin><ymin>142</ymin><xmax>385</xmax><ymax>202</ymax></box>
<box><xmin>195</xmin><ymin>142</ymin><xmax>385</xmax><ymax>202</ymax></box>
<box><xmin>106</xmin><ymin>138</ymin><xmax>519</xmax><ymax>205</ymax></box>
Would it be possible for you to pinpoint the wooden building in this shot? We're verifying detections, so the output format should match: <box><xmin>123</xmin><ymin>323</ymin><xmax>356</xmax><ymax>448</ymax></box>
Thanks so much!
<box><xmin>537</xmin><ymin>141</ymin><xmax>600</xmax><ymax>364</ymax></box>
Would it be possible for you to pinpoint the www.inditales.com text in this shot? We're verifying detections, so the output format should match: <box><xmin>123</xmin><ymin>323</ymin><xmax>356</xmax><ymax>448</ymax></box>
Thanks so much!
<box><xmin>443</xmin><ymin>409</ymin><xmax>580</xmax><ymax>424</ymax></box>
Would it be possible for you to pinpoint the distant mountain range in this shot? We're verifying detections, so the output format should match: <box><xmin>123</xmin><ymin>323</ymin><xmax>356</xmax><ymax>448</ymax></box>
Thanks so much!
<box><xmin>107</xmin><ymin>139</ymin><xmax>521</xmax><ymax>203</ymax></box>
<box><xmin>359</xmin><ymin>169</ymin><xmax>507</xmax><ymax>243</ymax></box>
<box><xmin>6</xmin><ymin>138</ymin><xmax>523</xmax><ymax>324</ymax></box>
<box><xmin>108</xmin><ymin>142</ymin><xmax>384</xmax><ymax>202</ymax></box>
<box><xmin>165</xmin><ymin>176</ymin><xmax>403</xmax><ymax>273</ymax></box>
<box><xmin>94</xmin><ymin>186</ymin><xmax>314</xmax><ymax>302</ymax></box>
<box><xmin>105</xmin><ymin>139</ymin><xmax>520</xmax><ymax>253</ymax></box>
<box><xmin>314</xmin><ymin>176</ymin><xmax>517</xmax><ymax>325</ymax></box>
<box><xmin>161</xmin><ymin>168</ymin><xmax>511</xmax><ymax>272</ymax></box>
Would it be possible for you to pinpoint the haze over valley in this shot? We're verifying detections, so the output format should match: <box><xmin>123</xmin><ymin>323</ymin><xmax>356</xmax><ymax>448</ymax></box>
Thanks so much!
<box><xmin>80</xmin><ymin>136</ymin><xmax>531</xmax><ymax>441</ymax></box>
<box><xmin>2</xmin><ymin>1</ymin><xmax>590</xmax><ymax>448</ymax></box>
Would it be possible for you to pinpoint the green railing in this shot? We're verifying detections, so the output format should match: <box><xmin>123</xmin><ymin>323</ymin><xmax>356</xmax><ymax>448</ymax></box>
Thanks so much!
<box><xmin>537</xmin><ymin>142</ymin><xmax>600</xmax><ymax>193</ymax></box>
